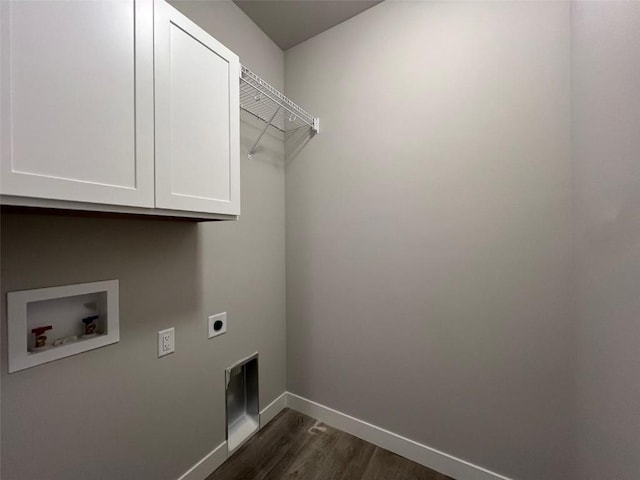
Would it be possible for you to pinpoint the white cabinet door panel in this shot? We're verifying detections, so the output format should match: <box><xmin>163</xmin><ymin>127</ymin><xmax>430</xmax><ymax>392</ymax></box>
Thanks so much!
<box><xmin>154</xmin><ymin>0</ymin><xmax>240</xmax><ymax>215</ymax></box>
<box><xmin>0</xmin><ymin>0</ymin><xmax>154</xmax><ymax>207</ymax></box>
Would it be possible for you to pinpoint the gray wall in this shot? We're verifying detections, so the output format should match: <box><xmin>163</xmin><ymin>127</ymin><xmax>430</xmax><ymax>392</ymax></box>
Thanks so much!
<box><xmin>573</xmin><ymin>2</ymin><xmax>640</xmax><ymax>478</ymax></box>
<box><xmin>0</xmin><ymin>2</ymin><xmax>286</xmax><ymax>479</ymax></box>
<box><xmin>285</xmin><ymin>2</ymin><xmax>574</xmax><ymax>479</ymax></box>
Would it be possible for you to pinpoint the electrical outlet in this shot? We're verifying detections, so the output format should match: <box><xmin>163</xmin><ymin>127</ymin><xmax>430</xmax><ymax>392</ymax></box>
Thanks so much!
<box><xmin>158</xmin><ymin>327</ymin><xmax>175</xmax><ymax>357</ymax></box>
<box><xmin>208</xmin><ymin>312</ymin><xmax>227</xmax><ymax>339</ymax></box>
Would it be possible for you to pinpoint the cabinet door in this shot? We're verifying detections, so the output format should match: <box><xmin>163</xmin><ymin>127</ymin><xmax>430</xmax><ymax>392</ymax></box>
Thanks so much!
<box><xmin>0</xmin><ymin>0</ymin><xmax>154</xmax><ymax>207</ymax></box>
<box><xmin>154</xmin><ymin>0</ymin><xmax>240</xmax><ymax>215</ymax></box>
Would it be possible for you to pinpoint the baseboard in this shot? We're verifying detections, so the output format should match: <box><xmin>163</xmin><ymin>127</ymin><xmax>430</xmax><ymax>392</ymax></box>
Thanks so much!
<box><xmin>286</xmin><ymin>392</ymin><xmax>512</xmax><ymax>480</ymax></box>
<box><xmin>260</xmin><ymin>392</ymin><xmax>287</xmax><ymax>428</ymax></box>
<box><xmin>178</xmin><ymin>391</ymin><xmax>511</xmax><ymax>480</ymax></box>
<box><xmin>177</xmin><ymin>441</ymin><xmax>228</xmax><ymax>480</ymax></box>
<box><xmin>178</xmin><ymin>391</ymin><xmax>287</xmax><ymax>480</ymax></box>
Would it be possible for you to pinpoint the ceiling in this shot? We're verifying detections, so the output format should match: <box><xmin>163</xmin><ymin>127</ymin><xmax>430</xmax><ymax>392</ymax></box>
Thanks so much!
<box><xmin>233</xmin><ymin>0</ymin><xmax>384</xmax><ymax>50</ymax></box>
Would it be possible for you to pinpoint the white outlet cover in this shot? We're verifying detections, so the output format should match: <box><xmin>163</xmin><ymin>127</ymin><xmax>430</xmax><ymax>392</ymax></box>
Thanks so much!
<box><xmin>158</xmin><ymin>327</ymin><xmax>175</xmax><ymax>357</ymax></box>
<box><xmin>208</xmin><ymin>312</ymin><xmax>227</xmax><ymax>339</ymax></box>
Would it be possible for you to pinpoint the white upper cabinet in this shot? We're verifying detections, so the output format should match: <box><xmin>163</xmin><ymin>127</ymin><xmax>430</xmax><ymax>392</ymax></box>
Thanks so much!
<box><xmin>154</xmin><ymin>0</ymin><xmax>240</xmax><ymax>215</ymax></box>
<box><xmin>0</xmin><ymin>0</ymin><xmax>155</xmax><ymax>207</ymax></box>
<box><xmin>0</xmin><ymin>0</ymin><xmax>240</xmax><ymax>219</ymax></box>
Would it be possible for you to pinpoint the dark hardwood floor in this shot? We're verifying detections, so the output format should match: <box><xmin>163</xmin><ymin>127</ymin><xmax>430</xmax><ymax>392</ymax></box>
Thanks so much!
<box><xmin>206</xmin><ymin>408</ymin><xmax>453</xmax><ymax>480</ymax></box>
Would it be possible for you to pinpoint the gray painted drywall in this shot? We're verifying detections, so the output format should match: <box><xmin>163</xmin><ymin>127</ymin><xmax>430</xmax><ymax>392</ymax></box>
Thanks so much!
<box><xmin>573</xmin><ymin>2</ymin><xmax>640</xmax><ymax>478</ymax></box>
<box><xmin>285</xmin><ymin>2</ymin><xmax>573</xmax><ymax>479</ymax></box>
<box><xmin>233</xmin><ymin>0</ymin><xmax>383</xmax><ymax>50</ymax></box>
<box><xmin>0</xmin><ymin>2</ymin><xmax>286</xmax><ymax>479</ymax></box>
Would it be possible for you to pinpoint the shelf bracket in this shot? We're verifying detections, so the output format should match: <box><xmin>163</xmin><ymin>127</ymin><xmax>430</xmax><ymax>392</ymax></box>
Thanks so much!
<box><xmin>248</xmin><ymin>105</ymin><xmax>281</xmax><ymax>159</ymax></box>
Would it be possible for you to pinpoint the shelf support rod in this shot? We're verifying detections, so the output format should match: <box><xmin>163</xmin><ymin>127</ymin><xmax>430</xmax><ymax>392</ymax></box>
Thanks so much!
<box><xmin>248</xmin><ymin>105</ymin><xmax>281</xmax><ymax>159</ymax></box>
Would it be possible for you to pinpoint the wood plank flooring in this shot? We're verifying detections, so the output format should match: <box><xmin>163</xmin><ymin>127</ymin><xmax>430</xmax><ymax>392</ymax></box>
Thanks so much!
<box><xmin>206</xmin><ymin>408</ymin><xmax>453</xmax><ymax>480</ymax></box>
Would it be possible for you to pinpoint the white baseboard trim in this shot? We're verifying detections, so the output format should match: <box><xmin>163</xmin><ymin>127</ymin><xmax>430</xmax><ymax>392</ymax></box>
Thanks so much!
<box><xmin>178</xmin><ymin>391</ymin><xmax>288</xmax><ymax>480</ymax></box>
<box><xmin>177</xmin><ymin>441</ymin><xmax>228</xmax><ymax>480</ymax></box>
<box><xmin>286</xmin><ymin>392</ymin><xmax>512</xmax><ymax>480</ymax></box>
<box><xmin>179</xmin><ymin>392</ymin><xmax>511</xmax><ymax>480</ymax></box>
<box><xmin>260</xmin><ymin>392</ymin><xmax>287</xmax><ymax>428</ymax></box>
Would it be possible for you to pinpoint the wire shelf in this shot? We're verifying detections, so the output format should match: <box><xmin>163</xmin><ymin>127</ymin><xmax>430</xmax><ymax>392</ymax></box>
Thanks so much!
<box><xmin>240</xmin><ymin>65</ymin><xmax>318</xmax><ymax>136</ymax></box>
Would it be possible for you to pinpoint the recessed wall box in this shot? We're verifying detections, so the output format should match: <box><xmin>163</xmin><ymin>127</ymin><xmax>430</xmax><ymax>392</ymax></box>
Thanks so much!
<box><xmin>226</xmin><ymin>353</ymin><xmax>259</xmax><ymax>453</ymax></box>
<box><xmin>7</xmin><ymin>280</ymin><xmax>119</xmax><ymax>373</ymax></box>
